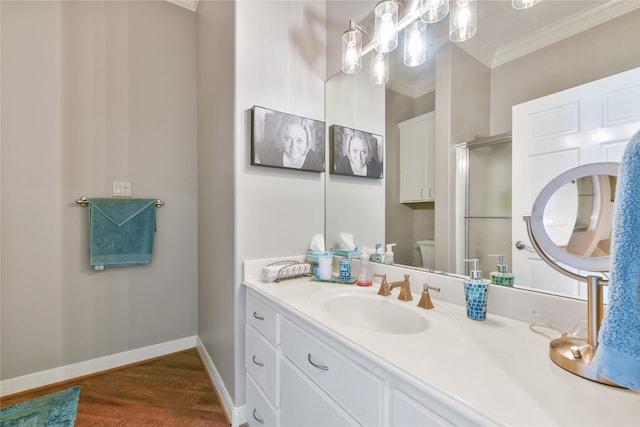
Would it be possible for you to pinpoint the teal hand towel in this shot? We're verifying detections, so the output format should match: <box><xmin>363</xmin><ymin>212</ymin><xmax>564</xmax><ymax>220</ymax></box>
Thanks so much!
<box><xmin>593</xmin><ymin>129</ymin><xmax>640</xmax><ymax>391</ymax></box>
<box><xmin>86</xmin><ymin>198</ymin><xmax>157</xmax><ymax>268</ymax></box>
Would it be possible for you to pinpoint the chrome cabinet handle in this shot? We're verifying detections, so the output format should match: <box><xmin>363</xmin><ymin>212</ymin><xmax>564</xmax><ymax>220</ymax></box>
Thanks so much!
<box><xmin>421</xmin><ymin>189</ymin><xmax>425</xmax><ymax>198</ymax></box>
<box><xmin>307</xmin><ymin>353</ymin><xmax>328</xmax><ymax>371</ymax></box>
<box><xmin>252</xmin><ymin>355</ymin><xmax>264</xmax><ymax>367</ymax></box>
<box><xmin>253</xmin><ymin>311</ymin><xmax>264</xmax><ymax>320</ymax></box>
<box><xmin>429</xmin><ymin>188</ymin><xmax>432</xmax><ymax>199</ymax></box>
<box><xmin>253</xmin><ymin>408</ymin><xmax>264</xmax><ymax>424</ymax></box>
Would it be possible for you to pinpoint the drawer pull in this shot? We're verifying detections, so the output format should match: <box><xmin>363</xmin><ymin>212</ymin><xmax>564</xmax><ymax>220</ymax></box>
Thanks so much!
<box><xmin>252</xmin><ymin>408</ymin><xmax>265</xmax><ymax>424</ymax></box>
<box><xmin>252</xmin><ymin>355</ymin><xmax>264</xmax><ymax>367</ymax></box>
<box><xmin>307</xmin><ymin>353</ymin><xmax>329</xmax><ymax>371</ymax></box>
<box><xmin>253</xmin><ymin>311</ymin><xmax>265</xmax><ymax>321</ymax></box>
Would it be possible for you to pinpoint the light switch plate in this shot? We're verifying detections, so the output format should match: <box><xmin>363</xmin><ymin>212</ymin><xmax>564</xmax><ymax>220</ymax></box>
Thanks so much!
<box><xmin>113</xmin><ymin>181</ymin><xmax>132</xmax><ymax>197</ymax></box>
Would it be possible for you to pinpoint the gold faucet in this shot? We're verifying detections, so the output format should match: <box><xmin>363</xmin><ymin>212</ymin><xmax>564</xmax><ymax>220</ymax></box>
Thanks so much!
<box><xmin>389</xmin><ymin>274</ymin><xmax>413</xmax><ymax>301</ymax></box>
<box><xmin>374</xmin><ymin>273</ymin><xmax>391</xmax><ymax>296</ymax></box>
<box><xmin>417</xmin><ymin>283</ymin><xmax>440</xmax><ymax>310</ymax></box>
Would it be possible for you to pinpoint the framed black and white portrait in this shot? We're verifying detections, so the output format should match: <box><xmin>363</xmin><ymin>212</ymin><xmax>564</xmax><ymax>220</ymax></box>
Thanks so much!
<box><xmin>331</xmin><ymin>125</ymin><xmax>384</xmax><ymax>179</ymax></box>
<box><xmin>251</xmin><ymin>106</ymin><xmax>326</xmax><ymax>172</ymax></box>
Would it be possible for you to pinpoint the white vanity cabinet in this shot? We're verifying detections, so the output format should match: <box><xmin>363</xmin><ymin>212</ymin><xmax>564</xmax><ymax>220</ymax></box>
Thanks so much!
<box><xmin>245</xmin><ymin>291</ymin><xmax>280</xmax><ymax>426</ymax></box>
<box><xmin>245</xmin><ymin>289</ymin><xmax>380</xmax><ymax>426</ymax></box>
<box><xmin>398</xmin><ymin>112</ymin><xmax>435</xmax><ymax>203</ymax></box>
<box><xmin>244</xmin><ymin>287</ymin><xmax>479</xmax><ymax>427</ymax></box>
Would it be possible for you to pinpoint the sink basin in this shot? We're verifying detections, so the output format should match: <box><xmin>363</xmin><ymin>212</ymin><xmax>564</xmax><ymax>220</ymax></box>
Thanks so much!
<box><xmin>320</xmin><ymin>292</ymin><xmax>428</xmax><ymax>334</ymax></box>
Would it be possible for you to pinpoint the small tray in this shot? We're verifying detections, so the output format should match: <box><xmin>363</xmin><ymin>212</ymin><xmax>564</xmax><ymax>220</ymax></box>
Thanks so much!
<box><xmin>311</xmin><ymin>275</ymin><xmax>357</xmax><ymax>285</ymax></box>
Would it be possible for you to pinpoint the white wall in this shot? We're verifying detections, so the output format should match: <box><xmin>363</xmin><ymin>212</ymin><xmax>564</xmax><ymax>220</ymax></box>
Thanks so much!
<box><xmin>233</xmin><ymin>0</ymin><xmax>327</xmax><ymax>405</ymax></box>
<box><xmin>1</xmin><ymin>0</ymin><xmax>198</xmax><ymax>380</ymax></box>
<box><xmin>325</xmin><ymin>69</ymin><xmax>385</xmax><ymax>252</ymax></box>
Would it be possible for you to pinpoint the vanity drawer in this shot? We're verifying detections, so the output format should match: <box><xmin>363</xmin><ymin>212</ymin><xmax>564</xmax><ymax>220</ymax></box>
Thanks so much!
<box><xmin>245</xmin><ymin>324</ymin><xmax>279</xmax><ymax>406</ymax></box>
<box><xmin>246</xmin><ymin>374</ymin><xmax>279</xmax><ymax>427</ymax></box>
<box><xmin>280</xmin><ymin>317</ymin><xmax>382</xmax><ymax>427</ymax></box>
<box><xmin>247</xmin><ymin>290</ymin><xmax>280</xmax><ymax>345</ymax></box>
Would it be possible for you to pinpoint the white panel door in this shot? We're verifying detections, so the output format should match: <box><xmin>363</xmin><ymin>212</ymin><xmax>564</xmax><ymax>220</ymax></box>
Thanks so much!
<box><xmin>512</xmin><ymin>67</ymin><xmax>640</xmax><ymax>298</ymax></box>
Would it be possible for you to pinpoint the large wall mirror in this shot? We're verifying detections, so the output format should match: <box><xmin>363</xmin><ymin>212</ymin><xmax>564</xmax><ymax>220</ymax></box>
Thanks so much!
<box><xmin>324</xmin><ymin>0</ymin><xmax>640</xmax><ymax>300</ymax></box>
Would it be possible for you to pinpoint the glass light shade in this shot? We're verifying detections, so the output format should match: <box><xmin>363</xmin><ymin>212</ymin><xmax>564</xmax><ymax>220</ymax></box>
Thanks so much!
<box><xmin>342</xmin><ymin>28</ymin><xmax>362</xmax><ymax>74</ymax></box>
<box><xmin>420</xmin><ymin>0</ymin><xmax>449</xmax><ymax>23</ymax></box>
<box><xmin>374</xmin><ymin>1</ymin><xmax>399</xmax><ymax>53</ymax></box>
<box><xmin>450</xmin><ymin>0</ymin><xmax>477</xmax><ymax>42</ymax></box>
<box><xmin>404</xmin><ymin>20</ymin><xmax>427</xmax><ymax>67</ymax></box>
<box><xmin>512</xmin><ymin>0</ymin><xmax>541</xmax><ymax>9</ymax></box>
<box><xmin>370</xmin><ymin>53</ymin><xmax>389</xmax><ymax>85</ymax></box>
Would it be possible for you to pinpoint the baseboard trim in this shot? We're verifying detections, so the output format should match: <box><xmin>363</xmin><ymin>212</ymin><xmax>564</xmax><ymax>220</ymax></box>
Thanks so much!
<box><xmin>0</xmin><ymin>336</ymin><xmax>198</xmax><ymax>397</ymax></box>
<box><xmin>197</xmin><ymin>337</ymin><xmax>246</xmax><ymax>427</ymax></box>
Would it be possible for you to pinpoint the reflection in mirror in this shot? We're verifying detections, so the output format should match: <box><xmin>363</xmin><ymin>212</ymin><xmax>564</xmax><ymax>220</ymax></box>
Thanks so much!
<box><xmin>529</xmin><ymin>163</ymin><xmax>620</xmax><ymax>275</ymax></box>
<box><xmin>325</xmin><ymin>1</ymin><xmax>640</xmax><ymax>300</ymax></box>
<box><xmin>543</xmin><ymin>175</ymin><xmax>616</xmax><ymax>259</ymax></box>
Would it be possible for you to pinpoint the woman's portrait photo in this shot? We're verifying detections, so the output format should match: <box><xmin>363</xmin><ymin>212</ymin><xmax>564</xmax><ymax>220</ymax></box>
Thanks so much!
<box><xmin>331</xmin><ymin>125</ymin><xmax>383</xmax><ymax>179</ymax></box>
<box><xmin>251</xmin><ymin>106</ymin><xmax>325</xmax><ymax>172</ymax></box>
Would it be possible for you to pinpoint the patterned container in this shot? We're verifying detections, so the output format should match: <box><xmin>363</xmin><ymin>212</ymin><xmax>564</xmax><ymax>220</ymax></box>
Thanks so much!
<box><xmin>339</xmin><ymin>258</ymin><xmax>352</xmax><ymax>281</ymax></box>
<box><xmin>464</xmin><ymin>280</ymin><xmax>489</xmax><ymax>320</ymax></box>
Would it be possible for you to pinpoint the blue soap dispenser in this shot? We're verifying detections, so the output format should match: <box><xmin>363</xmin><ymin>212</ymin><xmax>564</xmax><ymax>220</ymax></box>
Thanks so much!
<box><xmin>464</xmin><ymin>259</ymin><xmax>490</xmax><ymax>321</ymax></box>
<box><xmin>489</xmin><ymin>254</ymin><xmax>515</xmax><ymax>287</ymax></box>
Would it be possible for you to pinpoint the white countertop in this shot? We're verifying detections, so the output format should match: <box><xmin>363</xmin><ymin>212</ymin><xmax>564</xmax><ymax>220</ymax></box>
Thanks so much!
<box><xmin>243</xmin><ymin>262</ymin><xmax>639</xmax><ymax>426</ymax></box>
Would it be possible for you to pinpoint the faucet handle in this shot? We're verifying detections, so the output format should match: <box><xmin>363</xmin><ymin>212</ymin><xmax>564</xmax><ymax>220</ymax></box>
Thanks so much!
<box><xmin>417</xmin><ymin>283</ymin><xmax>440</xmax><ymax>310</ymax></box>
<box><xmin>374</xmin><ymin>274</ymin><xmax>391</xmax><ymax>296</ymax></box>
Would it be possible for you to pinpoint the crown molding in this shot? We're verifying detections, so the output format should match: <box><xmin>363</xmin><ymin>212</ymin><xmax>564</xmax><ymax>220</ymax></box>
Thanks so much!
<box><xmin>452</xmin><ymin>0</ymin><xmax>640</xmax><ymax>70</ymax></box>
<box><xmin>166</xmin><ymin>0</ymin><xmax>199</xmax><ymax>13</ymax></box>
<box><xmin>492</xmin><ymin>0</ymin><xmax>640</xmax><ymax>67</ymax></box>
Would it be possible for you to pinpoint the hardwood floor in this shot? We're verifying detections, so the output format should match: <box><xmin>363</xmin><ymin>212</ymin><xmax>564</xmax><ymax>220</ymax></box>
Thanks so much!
<box><xmin>1</xmin><ymin>349</ymin><xmax>230</xmax><ymax>426</ymax></box>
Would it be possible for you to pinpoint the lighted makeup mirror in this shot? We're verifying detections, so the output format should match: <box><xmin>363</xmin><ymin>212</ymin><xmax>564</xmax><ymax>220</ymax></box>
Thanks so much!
<box><xmin>524</xmin><ymin>162</ymin><xmax>621</xmax><ymax>386</ymax></box>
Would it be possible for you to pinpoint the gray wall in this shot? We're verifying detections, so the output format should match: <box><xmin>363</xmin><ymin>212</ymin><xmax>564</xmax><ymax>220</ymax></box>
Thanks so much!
<box><xmin>385</xmin><ymin>89</ymin><xmax>436</xmax><ymax>267</ymax></box>
<box><xmin>1</xmin><ymin>0</ymin><xmax>198</xmax><ymax>380</ymax></box>
<box><xmin>490</xmin><ymin>9</ymin><xmax>640</xmax><ymax>135</ymax></box>
<box><xmin>196</xmin><ymin>0</ymin><xmax>237</xmax><ymax>404</ymax></box>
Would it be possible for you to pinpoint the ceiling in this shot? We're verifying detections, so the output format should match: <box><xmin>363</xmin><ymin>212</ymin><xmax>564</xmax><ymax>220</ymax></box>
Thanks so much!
<box><xmin>353</xmin><ymin>0</ymin><xmax>640</xmax><ymax>97</ymax></box>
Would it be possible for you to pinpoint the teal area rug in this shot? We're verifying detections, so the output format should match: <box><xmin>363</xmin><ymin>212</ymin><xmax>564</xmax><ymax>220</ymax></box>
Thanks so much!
<box><xmin>1</xmin><ymin>386</ymin><xmax>80</xmax><ymax>427</ymax></box>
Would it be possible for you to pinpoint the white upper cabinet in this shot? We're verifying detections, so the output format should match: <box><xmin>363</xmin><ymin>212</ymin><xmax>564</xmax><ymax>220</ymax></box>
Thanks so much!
<box><xmin>399</xmin><ymin>112</ymin><xmax>436</xmax><ymax>203</ymax></box>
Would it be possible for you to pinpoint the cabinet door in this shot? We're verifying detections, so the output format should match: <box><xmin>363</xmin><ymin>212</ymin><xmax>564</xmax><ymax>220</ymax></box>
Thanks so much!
<box><xmin>245</xmin><ymin>324</ymin><xmax>279</xmax><ymax>406</ymax></box>
<box><xmin>280</xmin><ymin>318</ymin><xmax>382</xmax><ymax>426</ymax></box>
<box><xmin>280</xmin><ymin>358</ymin><xmax>358</xmax><ymax>427</ymax></box>
<box><xmin>247</xmin><ymin>290</ymin><xmax>280</xmax><ymax>344</ymax></box>
<box><xmin>399</xmin><ymin>112</ymin><xmax>435</xmax><ymax>203</ymax></box>
<box><xmin>392</xmin><ymin>389</ymin><xmax>453</xmax><ymax>427</ymax></box>
<box><xmin>246</xmin><ymin>375</ymin><xmax>279</xmax><ymax>427</ymax></box>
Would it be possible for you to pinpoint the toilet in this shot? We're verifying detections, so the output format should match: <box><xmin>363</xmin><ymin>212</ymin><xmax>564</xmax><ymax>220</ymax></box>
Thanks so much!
<box><xmin>417</xmin><ymin>240</ymin><xmax>435</xmax><ymax>269</ymax></box>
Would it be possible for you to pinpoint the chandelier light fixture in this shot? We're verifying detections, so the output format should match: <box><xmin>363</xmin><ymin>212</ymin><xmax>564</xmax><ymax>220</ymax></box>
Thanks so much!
<box><xmin>341</xmin><ymin>0</ymin><xmax>541</xmax><ymax>83</ymax></box>
<box><xmin>342</xmin><ymin>20</ymin><xmax>363</xmax><ymax>74</ymax></box>
<box><xmin>449</xmin><ymin>0</ymin><xmax>477</xmax><ymax>42</ymax></box>
<box><xmin>420</xmin><ymin>0</ymin><xmax>449</xmax><ymax>24</ymax></box>
<box><xmin>370</xmin><ymin>53</ymin><xmax>390</xmax><ymax>85</ymax></box>
<box><xmin>374</xmin><ymin>1</ymin><xmax>399</xmax><ymax>53</ymax></box>
<box><xmin>512</xmin><ymin>0</ymin><xmax>541</xmax><ymax>10</ymax></box>
<box><xmin>404</xmin><ymin>20</ymin><xmax>427</xmax><ymax>67</ymax></box>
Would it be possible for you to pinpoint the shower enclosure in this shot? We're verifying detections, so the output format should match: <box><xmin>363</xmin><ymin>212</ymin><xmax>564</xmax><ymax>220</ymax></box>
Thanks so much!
<box><xmin>456</xmin><ymin>133</ymin><xmax>512</xmax><ymax>277</ymax></box>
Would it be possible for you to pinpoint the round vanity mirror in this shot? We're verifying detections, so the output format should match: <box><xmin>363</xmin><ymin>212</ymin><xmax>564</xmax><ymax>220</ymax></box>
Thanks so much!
<box><xmin>528</xmin><ymin>162</ymin><xmax>619</xmax><ymax>274</ymax></box>
<box><xmin>525</xmin><ymin>161</ymin><xmax>622</xmax><ymax>387</ymax></box>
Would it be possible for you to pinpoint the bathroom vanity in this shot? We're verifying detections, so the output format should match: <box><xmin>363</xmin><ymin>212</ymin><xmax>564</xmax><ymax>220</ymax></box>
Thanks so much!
<box><xmin>243</xmin><ymin>259</ymin><xmax>639</xmax><ymax>426</ymax></box>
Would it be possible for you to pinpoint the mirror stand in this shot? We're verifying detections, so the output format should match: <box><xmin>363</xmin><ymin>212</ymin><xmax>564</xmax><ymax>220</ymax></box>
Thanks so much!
<box><xmin>524</xmin><ymin>216</ymin><xmax>622</xmax><ymax>387</ymax></box>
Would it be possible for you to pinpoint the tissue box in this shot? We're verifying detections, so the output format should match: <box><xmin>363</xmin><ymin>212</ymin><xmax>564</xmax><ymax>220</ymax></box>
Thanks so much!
<box><xmin>307</xmin><ymin>251</ymin><xmax>326</xmax><ymax>276</ymax></box>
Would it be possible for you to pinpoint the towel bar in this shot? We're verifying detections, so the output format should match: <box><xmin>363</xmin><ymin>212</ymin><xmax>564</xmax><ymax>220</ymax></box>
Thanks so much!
<box><xmin>75</xmin><ymin>197</ymin><xmax>164</xmax><ymax>208</ymax></box>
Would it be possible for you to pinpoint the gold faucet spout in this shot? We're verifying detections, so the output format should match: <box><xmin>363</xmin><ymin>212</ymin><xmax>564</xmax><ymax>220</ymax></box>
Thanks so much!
<box><xmin>389</xmin><ymin>274</ymin><xmax>413</xmax><ymax>301</ymax></box>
